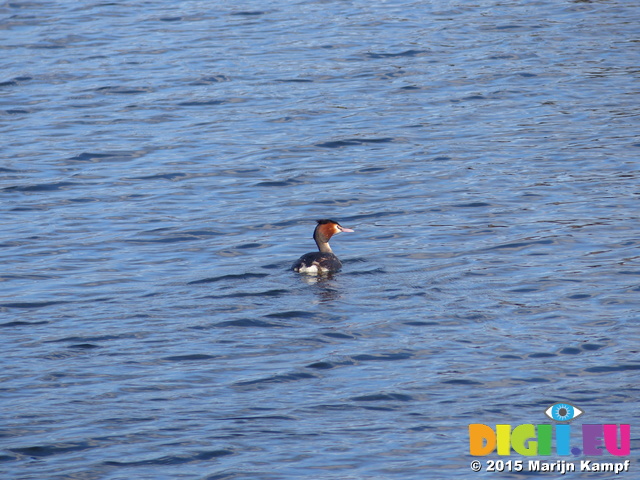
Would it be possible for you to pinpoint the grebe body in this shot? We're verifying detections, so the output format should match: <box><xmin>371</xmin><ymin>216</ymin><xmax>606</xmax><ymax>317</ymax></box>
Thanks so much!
<box><xmin>292</xmin><ymin>219</ymin><xmax>353</xmax><ymax>274</ymax></box>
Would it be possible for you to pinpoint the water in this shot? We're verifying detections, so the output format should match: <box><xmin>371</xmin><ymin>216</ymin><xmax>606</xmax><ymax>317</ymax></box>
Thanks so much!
<box><xmin>1</xmin><ymin>1</ymin><xmax>639</xmax><ymax>478</ymax></box>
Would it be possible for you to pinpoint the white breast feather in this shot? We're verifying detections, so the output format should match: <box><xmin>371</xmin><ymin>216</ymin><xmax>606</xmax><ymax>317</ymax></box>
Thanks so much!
<box><xmin>297</xmin><ymin>264</ymin><xmax>319</xmax><ymax>274</ymax></box>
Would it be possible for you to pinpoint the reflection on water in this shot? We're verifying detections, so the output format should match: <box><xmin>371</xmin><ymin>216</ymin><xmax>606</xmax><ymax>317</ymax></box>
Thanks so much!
<box><xmin>297</xmin><ymin>274</ymin><xmax>343</xmax><ymax>303</ymax></box>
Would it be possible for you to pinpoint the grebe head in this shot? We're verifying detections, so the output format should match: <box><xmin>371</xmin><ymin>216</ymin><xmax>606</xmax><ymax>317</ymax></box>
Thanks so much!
<box><xmin>313</xmin><ymin>219</ymin><xmax>354</xmax><ymax>244</ymax></box>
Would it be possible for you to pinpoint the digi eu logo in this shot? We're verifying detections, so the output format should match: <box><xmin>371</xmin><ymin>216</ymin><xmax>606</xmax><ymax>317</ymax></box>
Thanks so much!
<box><xmin>469</xmin><ymin>403</ymin><xmax>631</xmax><ymax>456</ymax></box>
<box><xmin>544</xmin><ymin>403</ymin><xmax>583</xmax><ymax>422</ymax></box>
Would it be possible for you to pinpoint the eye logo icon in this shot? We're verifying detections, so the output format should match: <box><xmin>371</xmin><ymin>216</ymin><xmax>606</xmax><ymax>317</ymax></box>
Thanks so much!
<box><xmin>545</xmin><ymin>403</ymin><xmax>584</xmax><ymax>422</ymax></box>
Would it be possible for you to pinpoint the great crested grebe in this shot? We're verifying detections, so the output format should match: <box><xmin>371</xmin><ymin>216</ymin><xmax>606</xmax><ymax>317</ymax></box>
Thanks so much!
<box><xmin>292</xmin><ymin>219</ymin><xmax>354</xmax><ymax>274</ymax></box>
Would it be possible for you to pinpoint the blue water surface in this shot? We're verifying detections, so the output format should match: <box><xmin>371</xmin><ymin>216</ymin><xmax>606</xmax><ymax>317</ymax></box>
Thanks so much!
<box><xmin>1</xmin><ymin>1</ymin><xmax>639</xmax><ymax>478</ymax></box>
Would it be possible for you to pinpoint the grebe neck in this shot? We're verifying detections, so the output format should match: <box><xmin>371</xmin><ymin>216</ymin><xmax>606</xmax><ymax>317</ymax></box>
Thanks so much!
<box><xmin>315</xmin><ymin>239</ymin><xmax>333</xmax><ymax>254</ymax></box>
<box><xmin>313</xmin><ymin>223</ymin><xmax>334</xmax><ymax>253</ymax></box>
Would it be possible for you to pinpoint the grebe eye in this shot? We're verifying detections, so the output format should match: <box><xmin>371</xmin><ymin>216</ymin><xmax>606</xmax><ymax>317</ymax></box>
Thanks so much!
<box><xmin>544</xmin><ymin>403</ymin><xmax>584</xmax><ymax>422</ymax></box>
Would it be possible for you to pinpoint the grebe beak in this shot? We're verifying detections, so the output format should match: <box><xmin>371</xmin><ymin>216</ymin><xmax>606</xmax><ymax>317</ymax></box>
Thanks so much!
<box><xmin>338</xmin><ymin>226</ymin><xmax>354</xmax><ymax>233</ymax></box>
